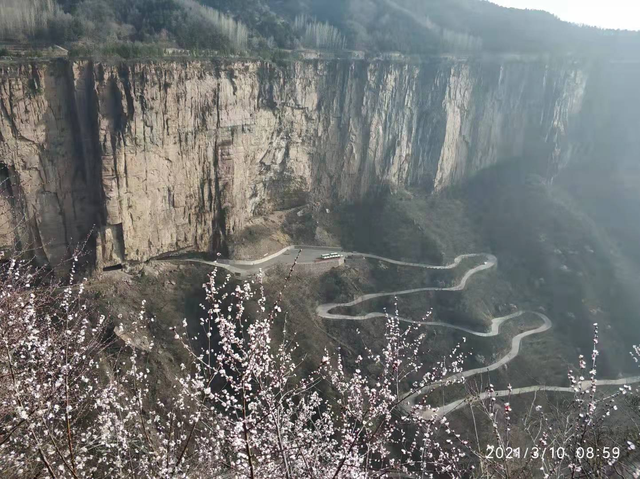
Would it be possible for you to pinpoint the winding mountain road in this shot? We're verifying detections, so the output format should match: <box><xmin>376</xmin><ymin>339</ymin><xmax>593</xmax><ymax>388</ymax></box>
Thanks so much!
<box><xmin>176</xmin><ymin>246</ymin><xmax>640</xmax><ymax>418</ymax></box>
<box><xmin>178</xmin><ymin>247</ymin><xmax>490</xmax><ymax>277</ymax></box>
<box><xmin>316</xmin><ymin>253</ymin><xmax>497</xmax><ymax>320</ymax></box>
<box><xmin>428</xmin><ymin>376</ymin><xmax>640</xmax><ymax>419</ymax></box>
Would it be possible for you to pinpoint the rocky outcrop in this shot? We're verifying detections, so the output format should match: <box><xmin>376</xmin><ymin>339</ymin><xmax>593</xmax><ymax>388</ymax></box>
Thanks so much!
<box><xmin>0</xmin><ymin>58</ymin><xmax>592</xmax><ymax>267</ymax></box>
<box><xmin>0</xmin><ymin>61</ymin><xmax>97</xmax><ymax>266</ymax></box>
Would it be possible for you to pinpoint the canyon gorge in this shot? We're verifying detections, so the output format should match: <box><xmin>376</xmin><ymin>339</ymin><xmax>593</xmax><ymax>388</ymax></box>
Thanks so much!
<box><xmin>0</xmin><ymin>57</ymin><xmax>633</xmax><ymax>269</ymax></box>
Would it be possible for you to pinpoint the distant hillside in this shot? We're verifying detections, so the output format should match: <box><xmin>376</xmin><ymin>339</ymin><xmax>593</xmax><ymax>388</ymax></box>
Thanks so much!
<box><xmin>1</xmin><ymin>0</ymin><xmax>639</xmax><ymax>58</ymax></box>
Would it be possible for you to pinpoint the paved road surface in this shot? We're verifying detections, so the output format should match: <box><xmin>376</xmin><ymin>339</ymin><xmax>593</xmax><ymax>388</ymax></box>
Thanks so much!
<box><xmin>179</xmin><ymin>247</ymin><xmax>490</xmax><ymax>277</ymax></box>
<box><xmin>316</xmin><ymin>253</ymin><xmax>497</xmax><ymax>321</ymax></box>
<box><xmin>175</xmin><ymin>246</ymin><xmax>640</xmax><ymax>420</ymax></box>
<box><xmin>179</xmin><ymin>246</ymin><xmax>336</xmax><ymax>276</ymax></box>
<box><xmin>426</xmin><ymin>376</ymin><xmax>640</xmax><ymax>419</ymax></box>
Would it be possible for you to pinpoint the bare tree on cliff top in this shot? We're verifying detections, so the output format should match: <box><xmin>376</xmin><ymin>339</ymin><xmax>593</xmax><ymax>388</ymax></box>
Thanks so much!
<box><xmin>295</xmin><ymin>15</ymin><xmax>346</xmax><ymax>51</ymax></box>
<box><xmin>0</xmin><ymin>0</ymin><xmax>59</xmax><ymax>41</ymax></box>
<box><xmin>178</xmin><ymin>0</ymin><xmax>248</xmax><ymax>52</ymax></box>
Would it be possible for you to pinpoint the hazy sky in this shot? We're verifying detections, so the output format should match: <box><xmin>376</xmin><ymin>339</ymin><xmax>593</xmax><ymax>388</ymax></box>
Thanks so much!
<box><xmin>490</xmin><ymin>0</ymin><xmax>640</xmax><ymax>31</ymax></box>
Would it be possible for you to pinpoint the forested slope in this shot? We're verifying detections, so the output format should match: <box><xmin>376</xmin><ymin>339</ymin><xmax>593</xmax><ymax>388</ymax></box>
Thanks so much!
<box><xmin>1</xmin><ymin>0</ymin><xmax>639</xmax><ymax>59</ymax></box>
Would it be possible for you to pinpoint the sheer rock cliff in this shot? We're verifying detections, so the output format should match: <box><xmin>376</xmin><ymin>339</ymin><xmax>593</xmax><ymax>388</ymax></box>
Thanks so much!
<box><xmin>0</xmin><ymin>58</ymin><xmax>591</xmax><ymax>267</ymax></box>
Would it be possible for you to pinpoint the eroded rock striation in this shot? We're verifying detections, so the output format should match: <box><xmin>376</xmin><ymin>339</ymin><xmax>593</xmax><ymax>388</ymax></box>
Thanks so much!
<box><xmin>0</xmin><ymin>58</ymin><xmax>596</xmax><ymax>267</ymax></box>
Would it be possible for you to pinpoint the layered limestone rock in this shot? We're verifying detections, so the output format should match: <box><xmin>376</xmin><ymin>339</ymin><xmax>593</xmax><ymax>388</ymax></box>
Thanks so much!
<box><xmin>0</xmin><ymin>58</ymin><xmax>589</xmax><ymax>267</ymax></box>
<box><xmin>0</xmin><ymin>61</ymin><xmax>97</xmax><ymax>266</ymax></box>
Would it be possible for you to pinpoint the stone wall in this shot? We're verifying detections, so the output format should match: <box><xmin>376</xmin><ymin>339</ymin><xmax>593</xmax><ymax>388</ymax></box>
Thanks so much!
<box><xmin>296</xmin><ymin>257</ymin><xmax>345</xmax><ymax>275</ymax></box>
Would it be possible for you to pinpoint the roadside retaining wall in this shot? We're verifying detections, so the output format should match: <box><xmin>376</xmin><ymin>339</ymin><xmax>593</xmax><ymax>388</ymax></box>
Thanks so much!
<box><xmin>227</xmin><ymin>246</ymin><xmax>294</xmax><ymax>266</ymax></box>
<box><xmin>295</xmin><ymin>257</ymin><xmax>345</xmax><ymax>275</ymax></box>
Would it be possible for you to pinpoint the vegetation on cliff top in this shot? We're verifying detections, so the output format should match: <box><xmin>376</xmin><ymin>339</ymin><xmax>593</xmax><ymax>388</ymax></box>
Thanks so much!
<box><xmin>0</xmin><ymin>0</ymin><xmax>639</xmax><ymax>59</ymax></box>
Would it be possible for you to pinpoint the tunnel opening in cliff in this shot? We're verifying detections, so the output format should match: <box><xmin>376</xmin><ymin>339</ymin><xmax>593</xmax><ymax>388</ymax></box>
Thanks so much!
<box><xmin>0</xmin><ymin>161</ymin><xmax>25</xmax><ymax>256</ymax></box>
<box><xmin>0</xmin><ymin>162</ymin><xmax>15</xmax><ymax>204</ymax></box>
<box><xmin>103</xmin><ymin>264</ymin><xmax>124</xmax><ymax>272</ymax></box>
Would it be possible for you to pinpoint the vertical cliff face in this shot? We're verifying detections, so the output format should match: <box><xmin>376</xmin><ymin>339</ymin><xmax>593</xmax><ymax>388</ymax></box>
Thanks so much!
<box><xmin>0</xmin><ymin>58</ymin><xmax>589</xmax><ymax>266</ymax></box>
<box><xmin>0</xmin><ymin>61</ymin><xmax>99</xmax><ymax>266</ymax></box>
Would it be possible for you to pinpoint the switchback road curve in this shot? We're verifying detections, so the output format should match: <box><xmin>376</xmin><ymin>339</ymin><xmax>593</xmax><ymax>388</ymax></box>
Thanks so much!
<box><xmin>175</xmin><ymin>246</ymin><xmax>639</xmax><ymax>417</ymax></box>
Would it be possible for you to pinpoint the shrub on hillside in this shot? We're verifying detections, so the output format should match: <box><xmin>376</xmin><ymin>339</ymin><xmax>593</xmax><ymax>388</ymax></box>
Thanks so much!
<box><xmin>0</xmin><ymin>250</ymin><xmax>638</xmax><ymax>477</ymax></box>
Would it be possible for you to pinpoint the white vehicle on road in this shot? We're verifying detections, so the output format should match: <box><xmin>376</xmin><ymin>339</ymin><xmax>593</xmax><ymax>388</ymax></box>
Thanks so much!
<box><xmin>319</xmin><ymin>253</ymin><xmax>344</xmax><ymax>261</ymax></box>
